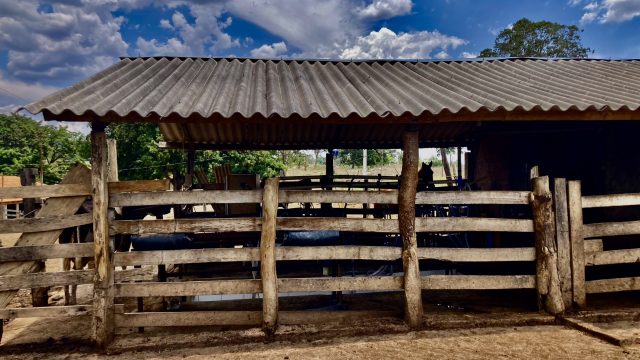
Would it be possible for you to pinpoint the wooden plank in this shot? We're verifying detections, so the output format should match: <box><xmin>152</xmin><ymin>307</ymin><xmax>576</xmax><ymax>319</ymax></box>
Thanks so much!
<box><xmin>260</xmin><ymin>177</ymin><xmax>279</xmax><ymax>336</ymax></box>
<box><xmin>280</xmin><ymin>190</ymin><xmax>397</xmax><ymax>204</ymax></box>
<box><xmin>585</xmin><ymin>239</ymin><xmax>603</xmax><ymax>253</ymax></box>
<box><xmin>554</xmin><ymin>178</ymin><xmax>572</xmax><ymax>310</ymax></box>
<box><xmin>586</xmin><ymin>248</ymin><xmax>640</xmax><ymax>266</ymax></box>
<box><xmin>582</xmin><ymin>193</ymin><xmax>640</xmax><ymax>208</ymax></box>
<box><xmin>109</xmin><ymin>189</ymin><xmax>261</xmax><ymax>207</ymax></box>
<box><xmin>278</xmin><ymin>276</ymin><xmax>403</xmax><ymax>292</ymax></box>
<box><xmin>415</xmin><ymin>191</ymin><xmax>530</xmax><ymax>205</ymax></box>
<box><xmin>583</xmin><ymin>220</ymin><xmax>640</xmax><ymax>238</ymax></box>
<box><xmin>114</xmin><ymin>248</ymin><xmax>259</xmax><ymax>267</ymax></box>
<box><xmin>0</xmin><ymin>213</ymin><xmax>92</xmax><ymax>234</ymax></box>
<box><xmin>114</xmin><ymin>266</ymin><xmax>158</xmax><ymax>283</ymax></box>
<box><xmin>115</xmin><ymin>311</ymin><xmax>262</xmax><ymax>328</ymax></box>
<box><xmin>107</xmin><ymin>179</ymin><xmax>170</xmax><ymax>194</ymax></box>
<box><xmin>0</xmin><ymin>243</ymin><xmax>94</xmax><ymax>262</ymax></box>
<box><xmin>417</xmin><ymin>247</ymin><xmax>535</xmax><ymax>262</ymax></box>
<box><xmin>532</xmin><ymin>176</ymin><xmax>564</xmax><ymax>314</ymax></box>
<box><xmin>0</xmin><ymin>270</ymin><xmax>93</xmax><ymax>291</ymax></box>
<box><xmin>110</xmin><ymin>218</ymin><xmax>261</xmax><ymax>235</ymax></box>
<box><xmin>114</xmin><ymin>279</ymin><xmax>261</xmax><ymax>297</ymax></box>
<box><xmin>279</xmin><ymin>310</ymin><xmax>401</xmax><ymax>325</ymax></box>
<box><xmin>585</xmin><ymin>277</ymin><xmax>640</xmax><ymax>294</ymax></box>
<box><xmin>422</xmin><ymin>275</ymin><xmax>536</xmax><ymax>290</ymax></box>
<box><xmin>0</xmin><ymin>165</ymin><xmax>91</xmax><ymax>311</ymax></box>
<box><xmin>568</xmin><ymin>180</ymin><xmax>586</xmax><ymax>308</ymax></box>
<box><xmin>278</xmin><ymin>217</ymin><xmax>396</xmax><ymax>232</ymax></box>
<box><xmin>0</xmin><ymin>184</ymin><xmax>91</xmax><ymax>199</ymax></box>
<box><xmin>278</xmin><ymin>246</ymin><xmax>401</xmax><ymax>261</ymax></box>
<box><xmin>399</xmin><ymin>129</ymin><xmax>422</xmax><ymax>329</ymax></box>
<box><xmin>415</xmin><ymin>217</ymin><xmax>534</xmax><ymax>233</ymax></box>
<box><xmin>0</xmin><ymin>305</ymin><xmax>91</xmax><ymax>319</ymax></box>
<box><xmin>91</xmin><ymin>126</ymin><xmax>114</xmax><ymax>348</ymax></box>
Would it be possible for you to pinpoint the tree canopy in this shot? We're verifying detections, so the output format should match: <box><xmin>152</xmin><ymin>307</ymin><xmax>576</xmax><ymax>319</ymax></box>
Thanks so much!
<box><xmin>0</xmin><ymin>114</ymin><xmax>89</xmax><ymax>183</ymax></box>
<box><xmin>337</xmin><ymin>149</ymin><xmax>399</xmax><ymax>168</ymax></box>
<box><xmin>479</xmin><ymin>18</ymin><xmax>591</xmax><ymax>58</ymax></box>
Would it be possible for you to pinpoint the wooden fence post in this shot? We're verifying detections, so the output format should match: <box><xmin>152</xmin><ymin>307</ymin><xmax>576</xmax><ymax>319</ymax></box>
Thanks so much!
<box><xmin>531</xmin><ymin>176</ymin><xmax>564</xmax><ymax>315</ymax></box>
<box><xmin>399</xmin><ymin>129</ymin><xmax>423</xmax><ymax>328</ymax></box>
<box><xmin>21</xmin><ymin>168</ymin><xmax>48</xmax><ymax>307</ymax></box>
<box><xmin>567</xmin><ymin>180</ymin><xmax>586</xmax><ymax>308</ymax></box>
<box><xmin>91</xmin><ymin>123</ymin><xmax>114</xmax><ymax>348</ymax></box>
<box><xmin>260</xmin><ymin>177</ymin><xmax>279</xmax><ymax>336</ymax></box>
<box><xmin>553</xmin><ymin>178</ymin><xmax>573</xmax><ymax>310</ymax></box>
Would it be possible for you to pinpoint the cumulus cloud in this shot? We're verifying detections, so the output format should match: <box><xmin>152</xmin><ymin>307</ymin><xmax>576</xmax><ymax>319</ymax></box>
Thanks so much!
<box><xmin>250</xmin><ymin>42</ymin><xmax>288</xmax><ymax>58</ymax></box>
<box><xmin>355</xmin><ymin>0</ymin><xmax>413</xmax><ymax>21</ymax></box>
<box><xmin>576</xmin><ymin>0</ymin><xmax>640</xmax><ymax>24</ymax></box>
<box><xmin>338</xmin><ymin>27</ymin><xmax>466</xmax><ymax>59</ymax></box>
<box><xmin>461</xmin><ymin>51</ymin><xmax>478</xmax><ymax>58</ymax></box>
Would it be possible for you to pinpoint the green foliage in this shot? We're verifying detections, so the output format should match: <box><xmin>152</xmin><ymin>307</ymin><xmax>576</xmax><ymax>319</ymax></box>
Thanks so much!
<box><xmin>479</xmin><ymin>18</ymin><xmax>591</xmax><ymax>58</ymax></box>
<box><xmin>337</xmin><ymin>149</ymin><xmax>399</xmax><ymax>168</ymax></box>
<box><xmin>0</xmin><ymin>114</ymin><xmax>89</xmax><ymax>183</ymax></box>
<box><xmin>426</xmin><ymin>156</ymin><xmax>443</xmax><ymax>167</ymax></box>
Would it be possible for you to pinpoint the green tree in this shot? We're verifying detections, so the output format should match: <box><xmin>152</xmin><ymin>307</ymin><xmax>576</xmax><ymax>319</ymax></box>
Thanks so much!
<box><xmin>479</xmin><ymin>18</ymin><xmax>591</xmax><ymax>58</ymax></box>
<box><xmin>0</xmin><ymin>114</ymin><xmax>89</xmax><ymax>183</ymax></box>
<box><xmin>337</xmin><ymin>149</ymin><xmax>398</xmax><ymax>168</ymax></box>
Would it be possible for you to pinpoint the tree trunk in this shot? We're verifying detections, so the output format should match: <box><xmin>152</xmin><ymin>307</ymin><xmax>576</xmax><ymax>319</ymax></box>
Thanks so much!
<box><xmin>440</xmin><ymin>148</ymin><xmax>452</xmax><ymax>180</ymax></box>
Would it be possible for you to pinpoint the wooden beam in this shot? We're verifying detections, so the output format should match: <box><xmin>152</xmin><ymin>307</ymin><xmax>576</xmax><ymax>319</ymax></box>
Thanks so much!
<box><xmin>0</xmin><ymin>243</ymin><xmax>94</xmax><ymax>262</ymax></box>
<box><xmin>280</xmin><ymin>190</ymin><xmax>397</xmax><ymax>204</ymax></box>
<box><xmin>554</xmin><ymin>178</ymin><xmax>573</xmax><ymax>310</ymax></box>
<box><xmin>398</xmin><ymin>129</ymin><xmax>423</xmax><ymax>329</ymax></box>
<box><xmin>415</xmin><ymin>191</ymin><xmax>530</xmax><ymax>205</ymax></box>
<box><xmin>531</xmin><ymin>176</ymin><xmax>564</xmax><ymax>314</ymax></box>
<box><xmin>277</xmin><ymin>246</ymin><xmax>401</xmax><ymax>261</ymax></box>
<box><xmin>114</xmin><ymin>279</ymin><xmax>260</xmax><ymax>297</ymax></box>
<box><xmin>278</xmin><ymin>276</ymin><xmax>403</xmax><ymax>292</ymax></box>
<box><xmin>584</xmin><ymin>239</ymin><xmax>603</xmax><ymax>253</ymax></box>
<box><xmin>582</xmin><ymin>193</ymin><xmax>640</xmax><ymax>208</ymax></box>
<box><xmin>0</xmin><ymin>184</ymin><xmax>91</xmax><ymax>199</ymax></box>
<box><xmin>91</xmin><ymin>124</ymin><xmax>114</xmax><ymax>349</ymax></box>
<box><xmin>0</xmin><ymin>305</ymin><xmax>91</xmax><ymax>319</ymax></box>
<box><xmin>109</xmin><ymin>189</ymin><xmax>261</xmax><ymax>207</ymax></box>
<box><xmin>260</xmin><ymin>177</ymin><xmax>279</xmax><ymax>336</ymax></box>
<box><xmin>0</xmin><ymin>270</ymin><xmax>93</xmax><ymax>291</ymax></box>
<box><xmin>114</xmin><ymin>248</ymin><xmax>259</xmax><ymax>267</ymax></box>
<box><xmin>115</xmin><ymin>311</ymin><xmax>262</xmax><ymax>328</ymax></box>
<box><xmin>110</xmin><ymin>218</ymin><xmax>261</xmax><ymax>235</ymax></box>
<box><xmin>0</xmin><ymin>213</ymin><xmax>92</xmax><ymax>234</ymax></box>
<box><xmin>568</xmin><ymin>180</ymin><xmax>586</xmax><ymax>308</ymax></box>
<box><xmin>417</xmin><ymin>247</ymin><xmax>535</xmax><ymax>262</ymax></box>
<box><xmin>585</xmin><ymin>277</ymin><xmax>640</xmax><ymax>294</ymax></box>
<box><xmin>414</xmin><ymin>217</ymin><xmax>534</xmax><ymax>233</ymax></box>
<box><xmin>107</xmin><ymin>179</ymin><xmax>170</xmax><ymax>194</ymax></box>
<box><xmin>422</xmin><ymin>275</ymin><xmax>536</xmax><ymax>290</ymax></box>
<box><xmin>586</xmin><ymin>248</ymin><xmax>640</xmax><ymax>266</ymax></box>
<box><xmin>583</xmin><ymin>220</ymin><xmax>640</xmax><ymax>238</ymax></box>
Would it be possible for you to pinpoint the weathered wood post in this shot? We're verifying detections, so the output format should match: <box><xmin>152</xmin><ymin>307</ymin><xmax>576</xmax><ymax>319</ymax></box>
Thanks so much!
<box><xmin>260</xmin><ymin>177</ymin><xmax>279</xmax><ymax>336</ymax></box>
<box><xmin>553</xmin><ymin>178</ymin><xmax>573</xmax><ymax>310</ymax></box>
<box><xmin>567</xmin><ymin>180</ymin><xmax>586</xmax><ymax>308</ymax></box>
<box><xmin>531</xmin><ymin>176</ymin><xmax>564</xmax><ymax>315</ymax></box>
<box><xmin>399</xmin><ymin>128</ymin><xmax>423</xmax><ymax>328</ymax></box>
<box><xmin>91</xmin><ymin>123</ymin><xmax>115</xmax><ymax>348</ymax></box>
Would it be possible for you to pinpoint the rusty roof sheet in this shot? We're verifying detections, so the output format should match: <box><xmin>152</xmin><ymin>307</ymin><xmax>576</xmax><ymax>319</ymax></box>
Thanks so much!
<box><xmin>24</xmin><ymin>57</ymin><xmax>640</xmax><ymax>124</ymax></box>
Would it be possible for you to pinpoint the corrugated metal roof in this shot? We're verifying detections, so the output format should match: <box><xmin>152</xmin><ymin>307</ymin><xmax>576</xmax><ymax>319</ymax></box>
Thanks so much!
<box><xmin>22</xmin><ymin>57</ymin><xmax>640</xmax><ymax>148</ymax></box>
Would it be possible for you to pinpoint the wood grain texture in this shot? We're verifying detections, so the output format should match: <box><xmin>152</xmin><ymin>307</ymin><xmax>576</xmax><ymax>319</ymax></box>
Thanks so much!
<box><xmin>0</xmin><ymin>243</ymin><xmax>94</xmax><ymax>262</ymax></box>
<box><xmin>260</xmin><ymin>177</ymin><xmax>279</xmax><ymax>336</ymax></box>
<box><xmin>422</xmin><ymin>275</ymin><xmax>536</xmax><ymax>290</ymax></box>
<box><xmin>109</xmin><ymin>189</ymin><xmax>261</xmax><ymax>207</ymax></box>
<box><xmin>568</xmin><ymin>181</ymin><xmax>586</xmax><ymax>308</ymax></box>
<box><xmin>0</xmin><ymin>213</ymin><xmax>92</xmax><ymax>234</ymax></box>
<box><xmin>0</xmin><ymin>184</ymin><xmax>90</xmax><ymax>199</ymax></box>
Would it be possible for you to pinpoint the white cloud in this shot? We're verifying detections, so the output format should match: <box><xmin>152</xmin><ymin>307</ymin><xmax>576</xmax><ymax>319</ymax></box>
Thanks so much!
<box><xmin>0</xmin><ymin>71</ymin><xmax>59</xmax><ymax>105</ymax></box>
<box><xmin>250</xmin><ymin>42</ymin><xmax>288</xmax><ymax>58</ymax></box>
<box><xmin>434</xmin><ymin>51</ymin><xmax>449</xmax><ymax>59</ymax></box>
<box><xmin>578</xmin><ymin>0</ymin><xmax>640</xmax><ymax>24</ymax></box>
<box><xmin>461</xmin><ymin>51</ymin><xmax>478</xmax><ymax>58</ymax></box>
<box><xmin>338</xmin><ymin>27</ymin><xmax>466</xmax><ymax>60</ymax></box>
<box><xmin>355</xmin><ymin>0</ymin><xmax>413</xmax><ymax>21</ymax></box>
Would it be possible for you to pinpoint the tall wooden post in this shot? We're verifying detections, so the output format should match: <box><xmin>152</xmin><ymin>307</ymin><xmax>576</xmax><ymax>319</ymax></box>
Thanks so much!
<box><xmin>568</xmin><ymin>180</ymin><xmax>586</xmax><ymax>308</ymax></box>
<box><xmin>399</xmin><ymin>129</ymin><xmax>423</xmax><ymax>328</ymax></box>
<box><xmin>531</xmin><ymin>176</ymin><xmax>564</xmax><ymax>315</ymax></box>
<box><xmin>91</xmin><ymin>123</ymin><xmax>114</xmax><ymax>348</ymax></box>
<box><xmin>21</xmin><ymin>168</ymin><xmax>48</xmax><ymax>307</ymax></box>
<box><xmin>553</xmin><ymin>178</ymin><xmax>572</xmax><ymax>310</ymax></box>
<box><xmin>260</xmin><ymin>177</ymin><xmax>279</xmax><ymax>336</ymax></box>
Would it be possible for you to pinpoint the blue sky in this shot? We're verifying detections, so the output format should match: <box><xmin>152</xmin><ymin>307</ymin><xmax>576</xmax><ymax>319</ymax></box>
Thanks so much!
<box><xmin>1</xmin><ymin>0</ymin><xmax>640</xmax><ymax>115</ymax></box>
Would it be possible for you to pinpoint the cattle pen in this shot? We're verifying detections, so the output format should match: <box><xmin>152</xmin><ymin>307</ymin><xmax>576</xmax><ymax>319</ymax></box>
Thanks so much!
<box><xmin>2</xmin><ymin>57</ymin><xmax>640</xmax><ymax>350</ymax></box>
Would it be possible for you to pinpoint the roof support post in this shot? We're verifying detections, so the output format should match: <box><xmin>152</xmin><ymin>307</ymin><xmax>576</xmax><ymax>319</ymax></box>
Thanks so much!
<box><xmin>399</xmin><ymin>127</ymin><xmax>423</xmax><ymax>328</ymax></box>
<box><xmin>260</xmin><ymin>177</ymin><xmax>279</xmax><ymax>336</ymax></box>
<box><xmin>91</xmin><ymin>122</ymin><xmax>115</xmax><ymax>349</ymax></box>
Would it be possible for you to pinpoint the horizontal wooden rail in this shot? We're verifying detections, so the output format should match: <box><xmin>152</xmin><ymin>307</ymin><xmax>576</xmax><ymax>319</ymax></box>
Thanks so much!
<box><xmin>422</xmin><ymin>275</ymin><xmax>536</xmax><ymax>290</ymax></box>
<box><xmin>115</xmin><ymin>248</ymin><xmax>259</xmax><ymax>267</ymax></box>
<box><xmin>280</xmin><ymin>190</ymin><xmax>397</xmax><ymax>204</ymax></box>
<box><xmin>279</xmin><ymin>276</ymin><xmax>403</xmax><ymax>292</ymax></box>
<box><xmin>114</xmin><ymin>279</ymin><xmax>261</xmax><ymax>297</ymax></box>
<box><xmin>0</xmin><ymin>270</ymin><xmax>93</xmax><ymax>291</ymax></box>
<box><xmin>277</xmin><ymin>246</ymin><xmax>401</xmax><ymax>261</ymax></box>
<box><xmin>0</xmin><ymin>184</ymin><xmax>91</xmax><ymax>199</ymax></box>
<box><xmin>417</xmin><ymin>247</ymin><xmax>535</xmax><ymax>262</ymax></box>
<box><xmin>586</xmin><ymin>248</ymin><xmax>640</xmax><ymax>266</ymax></box>
<box><xmin>0</xmin><ymin>213</ymin><xmax>92</xmax><ymax>234</ymax></box>
<box><xmin>109</xmin><ymin>189</ymin><xmax>262</xmax><ymax>207</ymax></box>
<box><xmin>585</xmin><ymin>239</ymin><xmax>603</xmax><ymax>253</ymax></box>
<box><xmin>583</xmin><ymin>220</ymin><xmax>640</xmax><ymax>238</ymax></box>
<box><xmin>585</xmin><ymin>277</ymin><xmax>640</xmax><ymax>293</ymax></box>
<box><xmin>415</xmin><ymin>191</ymin><xmax>531</xmax><ymax>205</ymax></box>
<box><xmin>582</xmin><ymin>193</ymin><xmax>640</xmax><ymax>208</ymax></box>
<box><xmin>110</xmin><ymin>218</ymin><xmax>261</xmax><ymax>235</ymax></box>
<box><xmin>108</xmin><ymin>179</ymin><xmax>170</xmax><ymax>194</ymax></box>
<box><xmin>0</xmin><ymin>305</ymin><xmax>91</xmax><ymax>319</ymax></box>
<box><xmin>114</xmin><ymin>267</ymin><xmax>158</xmax><ymax>282</ymax></box>
<box><xmin>0</xmin><ymin>243</ymin><xmax>94</xmax><ymax>262</ymax></box>
<box><xmin>278</xmin><ymin>218</ymin><xmax>396</xmax><ymax>232</ymax></box>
